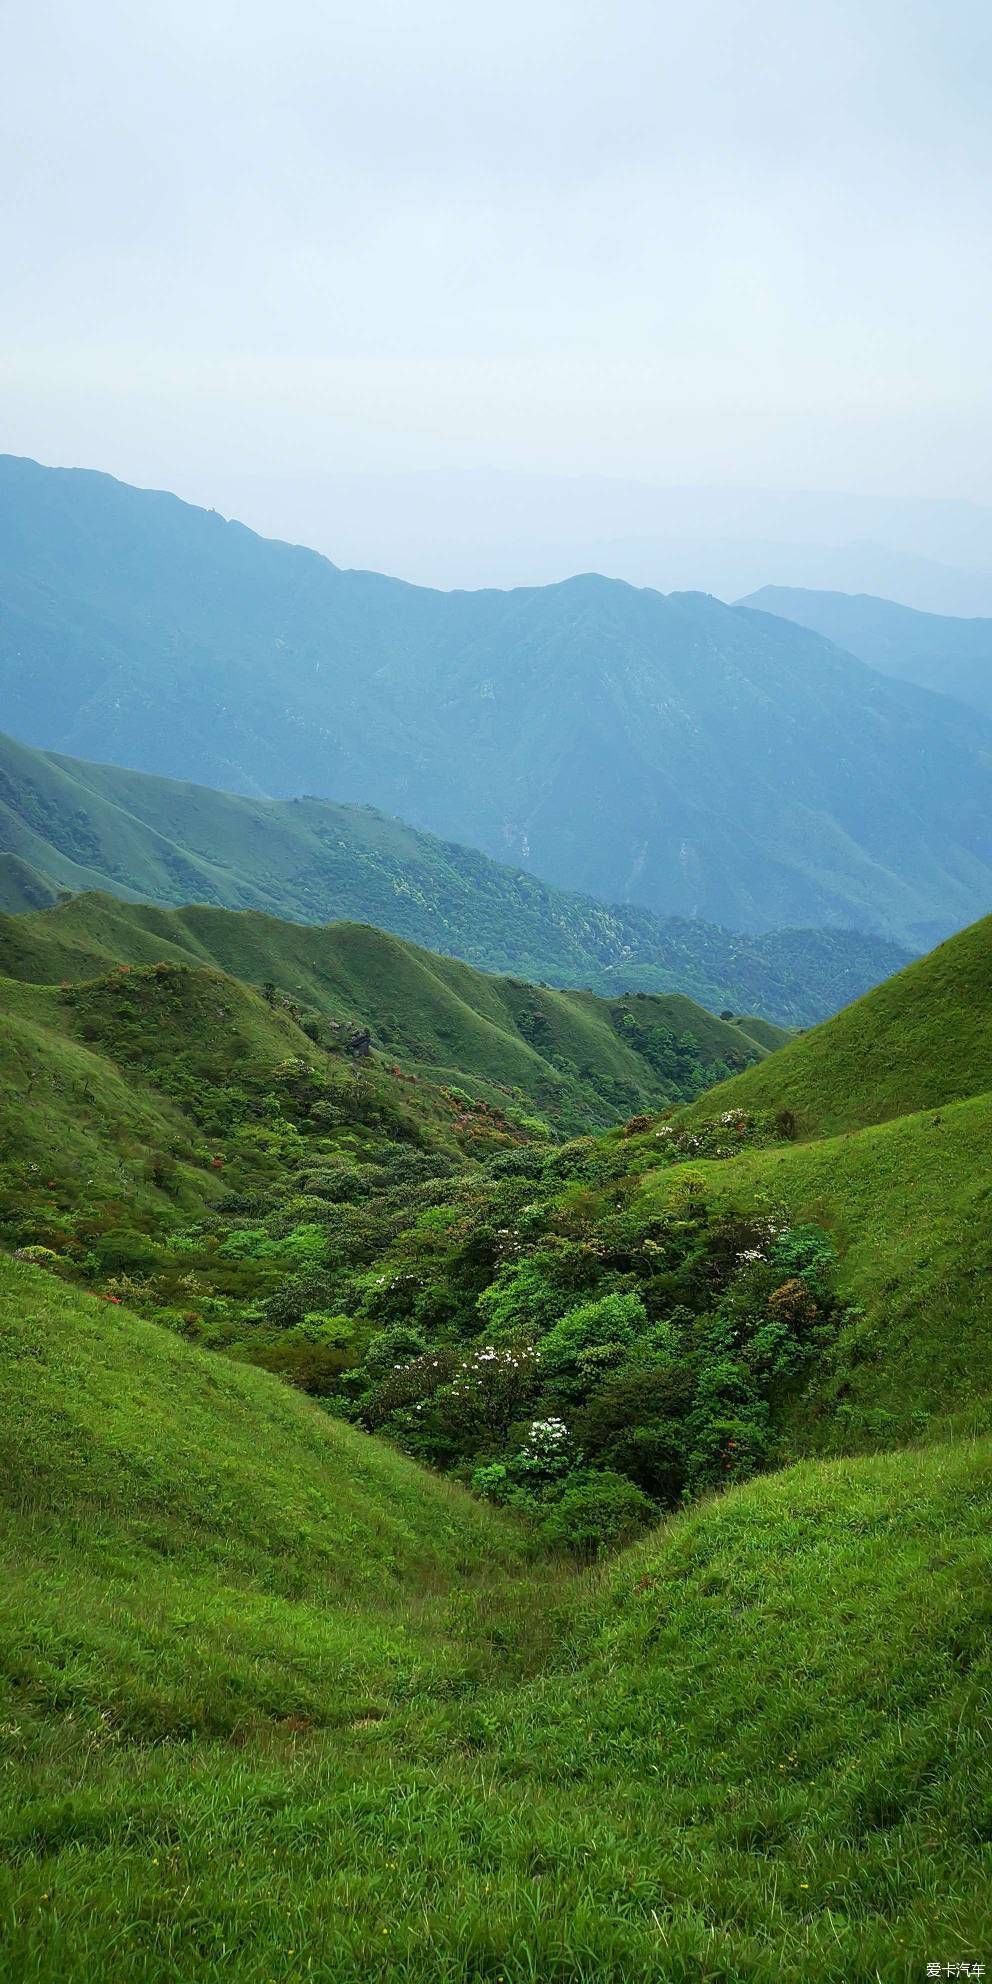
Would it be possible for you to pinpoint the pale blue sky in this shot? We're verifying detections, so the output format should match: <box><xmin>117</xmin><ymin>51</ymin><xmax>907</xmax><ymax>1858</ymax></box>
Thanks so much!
<box><xmin>2</xmin><ymin>0</ymin><xmax>990</xmax><ymax>591</ymax></box>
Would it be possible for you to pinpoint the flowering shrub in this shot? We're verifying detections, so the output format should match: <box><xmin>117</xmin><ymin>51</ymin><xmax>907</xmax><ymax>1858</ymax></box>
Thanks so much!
<box><xmin>433</xmin><ymin>1343</ymin><xmax>540</xmax><ymax>1443</ymax></box>
<box><xmin>508</xmin><ymin>1416</ymin><xmax>575</xmax><ymax>1483</ymax></box>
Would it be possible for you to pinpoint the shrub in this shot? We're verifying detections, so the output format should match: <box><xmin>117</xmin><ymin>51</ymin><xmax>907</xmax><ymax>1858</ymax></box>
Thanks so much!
<box><xmin>363</xmin><ymin>1323</ymin><xmax>429</xmax><ymax>1376</ymax></box>
<box><xmin>433</xmin><ymin>1343</ymin><xmax>540</xmax><ymax>1447</ymax></box>
<box><xmin>475</xmin><ymin>1251</ymin><xmax>584</xmax><ymax>1341</ymax></box>
<box><xmin>686</xmin><ymin>1412</ymin><xmax>772</xmax><ymax>1494</ymax></box>
<box><xmin>603</xmin><ymin>1421</ymin><xmax>687</xmax><ymax>1504</ymax></box>
<box><xmin>770</xmin><ymin>1224</ymin><xmax>838</xmax><ymax>1300</ymax></box>
<box><xmin>538</xmin><ymin>1291</ymin><xmax>648</xmax><ymax>1400</ymax></box>
<box><xmin>506</xmin><ymin>1416</ymin><xmax>575</xmax><ymax>1486</ymax></box>
<box><xmin>247</xmin><ymin>1336</ymin><xmax>354</xmax><ymax>1396</ymax></box>
<box><xmin>471</xmin><ymin>1461</ymin><xmax>512</xmax><ymax>1504</ymax></box>
<box><xmin>360</xmin><ymin>1347</ymin><xmax>463</xmax><ymax>1431</ymax></box>
<box><xmin>13</xmin><ymin>1244</ymin><xmax>61</xmax><ymax>1270</ymax></box>
<box><xmin>538</xmin><ymin>1470</ymin><xmax>658</xmax><ymax>1557</ymax></box>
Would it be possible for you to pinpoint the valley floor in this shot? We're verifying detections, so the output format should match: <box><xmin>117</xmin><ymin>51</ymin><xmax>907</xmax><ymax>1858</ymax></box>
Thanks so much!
<box><xmin>2</xmin><ymin>1259</ymin><xmax>990</xmax><ymax>1983</ymax></box>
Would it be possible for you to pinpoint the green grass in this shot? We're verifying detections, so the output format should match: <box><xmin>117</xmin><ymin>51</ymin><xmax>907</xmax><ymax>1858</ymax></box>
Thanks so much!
<box><xmin>1</xmin><ymin>1260</ymin><xmax>990</xmax><ymax>1981</ymax></box>
<box><xmin>0</xmin><ymin>961</ymin><xmax>356</xmax><ymax>1232</ymax></box>
<box><xmin>0</xmin><ymin>894</ymin><xmax>772</xmax><ymax>1132</ymax></box>
<box><xmin>3</xmin><ymin>888</ymin><xmax>992</xmax><ymax>1978</ymax></box>
<box><xmin>680</xmin><ymin>911</ymin><xmax>992</xmax><ymax>1137</ymax></box>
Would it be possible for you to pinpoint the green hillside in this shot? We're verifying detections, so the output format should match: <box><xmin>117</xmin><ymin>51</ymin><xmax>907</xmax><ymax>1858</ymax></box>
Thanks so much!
<box><xmin>1</xmin><ymin>1257</ymin><xmax>989</xmax><ymax>1981</ymax></box>
<box><xmin>677</xmin><ymin>910</ymin><xmax>992</xmax><ymax>1137</ymax></box>
<box><xmin>0</xmin><ymin>726</ymin><xmax>909</xmax><ymax>1025</ymax></box>
<box><xmin>3</xmin><ymin>453</ymin><xmax>992</xmax><ymax>946</ymax></box>
<box><xmin>2</xmin><ymin>902</ymin><xmax>989</xmax><ymax>1503</ymax></box>
<box><xmin>579</xmin><ymin>912</ymin><xmax>992</xmax><ymax>1449</ymax></box>
<box><xmin>0</xmin><ymin>852</ymin><xmax>59</xmax><ymax>912</ymax></box>
<box><xmin>0</xmin><ymin>893</ymin><xmax>775</xmax><ymax>1133</ymax></box>
<box><xmin>4</xmin><ymin>885</ymin><xmax>992</xmax><ymax>1977</ymax></box>
<box><xmin>637</xmin><ymin>1091</ymin><xmax>992</xmax><ymax>1447</ymax></box>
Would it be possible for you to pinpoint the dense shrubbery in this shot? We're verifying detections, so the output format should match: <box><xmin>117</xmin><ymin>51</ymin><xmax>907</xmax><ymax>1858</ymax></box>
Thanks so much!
<box><xmin>1</xmin><ymin>963</ymin><xmax>850</xmax><ymax>1555</ymax></box>
<box><xmin>336</xmin><ymin>1174</ymin><xmax>845</xmax><ymax>1550</ymax></box>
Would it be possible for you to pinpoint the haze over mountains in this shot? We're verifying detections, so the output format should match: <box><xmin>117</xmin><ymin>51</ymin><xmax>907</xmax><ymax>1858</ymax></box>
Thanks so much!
<box><xmin>174</xmin><ymin>467</ymin><xmax>992</xmax><ymax>612</ymax></box>
<box><xmin>742</xmin><ymin>584</ymin><xmax>992</xmax><ymax>719</ymax></box>
<box><xmin>3</xmin><ymin>453</ymin><xmax>992</xmax><ymax>952</ymax></box>
<box><xmin>0</xmin><ymin>729</ymin><xmax>908</xmax><ymax>1026</ymax></box>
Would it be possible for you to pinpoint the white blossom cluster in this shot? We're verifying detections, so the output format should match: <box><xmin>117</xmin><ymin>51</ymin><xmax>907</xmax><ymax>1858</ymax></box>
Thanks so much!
<box><xmin>521</xmin><ymin>1416</ymin><xmax>569</xmax><ymax>1449</ymax></box>
<box><xmin>443</xmin><ymin>1343</ymin><xmax>538</xmax><ymax>1400</ymax></box>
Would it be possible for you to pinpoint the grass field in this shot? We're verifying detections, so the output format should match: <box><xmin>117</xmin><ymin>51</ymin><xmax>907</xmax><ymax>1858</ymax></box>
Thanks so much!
<box><xmin>2</xmin><ymin>1257</ymin><xmax>991</xmax><ymax>1983</ymax></box>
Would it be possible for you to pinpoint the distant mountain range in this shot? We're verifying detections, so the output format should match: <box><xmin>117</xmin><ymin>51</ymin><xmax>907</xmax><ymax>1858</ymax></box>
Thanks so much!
<box><xmin>0</xmin><ymin>729</ymin><xmax>908</xmax><ymax>1027</ymax></box>
<box><xmin>742</xmin><ymin>587</ymin><xmax>992</xmax><ymax>719</ymax></box>
<box><xmin>192</xmin><ymin>465</ymin><xmax>992</xmax><ymax>612</ymax></box>
<box><xmin>3</xmin><ymin>453</ymin><xmax>992</xmax><ymax>949</ymax></box>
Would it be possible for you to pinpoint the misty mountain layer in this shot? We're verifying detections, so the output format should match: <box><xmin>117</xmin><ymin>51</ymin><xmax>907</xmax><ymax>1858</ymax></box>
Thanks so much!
<box><xmin>742</xmin><ymin>586</ymin><xmax>992</xmax><ymax>719</ymax></box>
<box><xmin>3</xmin><ymin>454</ymin><xmax>992</xmax><ymax>948</ymax></box>
<box><xmin>0</xmin><ymin>729</ymin><xmax>908</xmax><ymax>1027</ymax></box>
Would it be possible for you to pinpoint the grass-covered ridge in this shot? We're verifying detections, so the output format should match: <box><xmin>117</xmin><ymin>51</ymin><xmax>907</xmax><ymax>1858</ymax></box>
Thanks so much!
<box><xmin>0</xmin><ymin>725</ymin><xmax>909</xmax><ymax>1025</ymax></box>
<box><xmin>677</xmin><ymin>909</ymin><xmax>992</xmax><ymax>1137</ymax></box>
<box><xmin>0</xmin><ymin>892</ymin><xmax>779</xmax><ymax>1134</ymax></box>
<box><xmin>2</xmin><ymin>1258</ymin><xmax>991</xmax><ymax>1981</ymax></box>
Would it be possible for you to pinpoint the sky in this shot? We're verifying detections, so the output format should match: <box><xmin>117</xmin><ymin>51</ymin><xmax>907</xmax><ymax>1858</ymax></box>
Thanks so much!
<box><xmin>2</xmin><ymin>0</ymin><xmax>991</xmax><ymax>595</ymax></box>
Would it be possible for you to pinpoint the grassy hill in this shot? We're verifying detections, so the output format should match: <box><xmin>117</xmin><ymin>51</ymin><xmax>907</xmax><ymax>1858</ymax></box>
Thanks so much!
<box><xmin>582</xmin><ymin>912</ymin><xmax>992</xmax><ymax>1450</ymax></box>
<box><xmin>4</xmin><ymin>889</ymin><xmax>992</xmax><ymax>1975</ymax></box>
<box><xmin>2</xmin><ymin>1258</ymin><xmax>990</xmax><ymax>1981</ymax></box>
<box><xmin>0</xmin><ymin>893</ymin><xmax>779</xmax><ymax>1134</ymax></box>
<box><xmin>743</xmin><ymin>584</ymin><xmax>992</xmax><ymax>719</ymax></box>
<box><xmin>4</xmin><ymin>453</ymin><xmax>992</xmax><ymax>946</ymax></box>
<box><xmin>676</xmin><ymin>911</ymin><xmax>992</xmax><ymax>1138</ymax></box>
<box><xmin>0</xmin><ymin>726</ymin><xmax>910</xmax><ymax>1025</ymax></box>
<box><xmin>0</xmin><ymin>900</ymin><xmax>987</xmax><ymax>1476</ymax></box>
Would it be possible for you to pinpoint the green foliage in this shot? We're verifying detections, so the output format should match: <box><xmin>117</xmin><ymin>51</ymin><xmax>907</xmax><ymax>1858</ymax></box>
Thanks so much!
<box><xmin>536</xmin><ymin>1468</ymin><xmax>659</xmax><ymax>1556</ymax></box>
<box><xmin>3</xmin><ymin>898</ymin><xmax>992</xmax><ymax>1977</ymax></box>
<box><xmin>0</xmin><ymin>891</ymin><xmax>777</xmax><ymax>1135</ymax></box>
<box><xmin>538</xmin><ymin>1291</ymin><xmax>647</xmax><ymax>1400</ymax></box>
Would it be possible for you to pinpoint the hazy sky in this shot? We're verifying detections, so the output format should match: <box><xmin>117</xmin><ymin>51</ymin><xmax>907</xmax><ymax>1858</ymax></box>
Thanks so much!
<box><xmin>2</xmin><ymin>0</ymin><xmax>991</xmax><ymax>585</ymax></box>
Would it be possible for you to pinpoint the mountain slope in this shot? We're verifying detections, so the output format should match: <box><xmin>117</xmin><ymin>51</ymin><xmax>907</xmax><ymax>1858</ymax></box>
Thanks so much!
<box><xmin>677</xmin><ymin>909</ymin><xmax>992</xmax><ymax>1138</ymax></box>
<box><xmin>640</xmin><ymin>1087</ymin><xmax>992</xmax><ymax>1445</ymax></box>
<box><xmin>0</xmin><ymin>893</ymin><xmax>772</xmax><ymax>1133</ymax></box>
<box><xmin>0</xmin><ymin>727</ymin><xmax>910</xmax><ymax>1026</ymax></box>
<box><xmin>3</xmin><ymin>453</ymin><xmax>992</xmax><ymax>945</ymax></box>
<box><xmin>742</xmin><ymin>584</ymin><xmax>992</xmax><ymax>718</ymax></box>
<box><xmin>606</xmin><ymin>912</ymin><xmax>992</xmax><ymax>1446</ymax></box>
